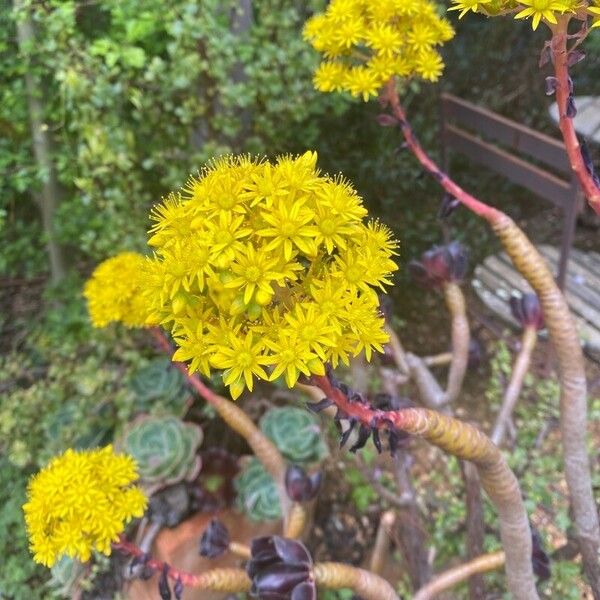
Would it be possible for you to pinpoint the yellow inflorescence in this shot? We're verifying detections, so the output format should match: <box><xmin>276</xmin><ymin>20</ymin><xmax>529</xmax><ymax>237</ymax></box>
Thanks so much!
<box><xmin>23</xmin><ymin>446</ymin><xmax>147</xmax><ymax>567</ymax></box>
<box><xmin>83</xmin><ymin>251</ymin><xmax>154</xmax><ymax>328</ymax></box>
<box><xmin>449</xmin><ymin>0</ymin><xmax>598</xmax><ymax>31</ymax></box>
<box><xmin>303</xmin><ymin>0</ymin><xmax>455</xmax><ymax>101</ymax></box>
<box><xmin>145</xmin><ymin>152</ymin><xmax>398</xmax><ymax>399</ymax></box>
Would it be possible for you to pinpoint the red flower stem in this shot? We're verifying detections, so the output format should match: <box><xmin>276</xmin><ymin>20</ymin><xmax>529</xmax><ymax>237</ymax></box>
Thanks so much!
<box><xmin>113</xmin><ymin>535</ymin><xmax>251</xmax><ymax>591</ymax></box>
<box><xmin>551</xmin><ymin>17</ymin><xmax>600</xmax><ymax>215</ymax></box>
<box><xmin>382</xmin><ymin>79</ymin><xmax>502</xmax><ymax>224</ymax></box>
<box><xmin>148</xmin><ymin>327</ymin><xmax>292</xmax><ymax>523</ymax></box>
<box><xmin>312</xmin><ymin>375</ymin><xmax>538</xmax><ymax>600</ymax></box>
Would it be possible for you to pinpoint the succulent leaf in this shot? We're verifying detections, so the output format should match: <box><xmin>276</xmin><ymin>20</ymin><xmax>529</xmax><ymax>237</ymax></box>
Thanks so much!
<box><xmin>122</xmin><ymin>415</ymin><xmax>202</xmax><ymax>493</ymax></box>
<box><xmin>259</xmin><ymin>407</ymin><xmax>328</xmax><ymax>465</ymax></box>
<box><xmin>234</xmin><ymin>458</ymin><xmax>282</xmax><ymax>522</ymax></box>
<box><xmin>129</xmin><ymin>358</ymin><xmax>189</xmax><ymax>416</ymax></box>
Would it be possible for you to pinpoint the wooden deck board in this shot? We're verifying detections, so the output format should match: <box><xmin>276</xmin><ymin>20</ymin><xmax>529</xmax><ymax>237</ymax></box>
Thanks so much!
<box><xmin>473</xmin><ymin>245</ymin><xmax>600</xmax><ymax>349</ymax></box>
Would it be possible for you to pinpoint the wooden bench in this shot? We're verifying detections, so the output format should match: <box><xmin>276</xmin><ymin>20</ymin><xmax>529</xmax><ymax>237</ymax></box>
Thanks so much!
<box><xmin>440</xmin><ymin>93</ymin><xmax>583</xmax><ymax>289</ymax></box>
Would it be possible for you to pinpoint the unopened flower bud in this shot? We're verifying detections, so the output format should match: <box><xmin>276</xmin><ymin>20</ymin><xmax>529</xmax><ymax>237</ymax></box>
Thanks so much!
<box><xmin>509</xmin><ymin>293</ymin><xmax>544</xmax><ymax>330</ymax></box>
<box><xmin>247</xmin><ymin>536</ymin><xmax>316</xmax><ymax>599</ymax></box>
<box><xmin>199</xmin><ymin>519</ymin><xmax>230</xmax><ymax>558</ymax></box>
<box><xmin>409</xmin><ymin>241</ymin><xmax>468</xmax><ymax>288</ymax></box>
<box><xmin>285</xmin><ymin>465</ymin><xmax>322</xmax><ymax>502</ymax></box>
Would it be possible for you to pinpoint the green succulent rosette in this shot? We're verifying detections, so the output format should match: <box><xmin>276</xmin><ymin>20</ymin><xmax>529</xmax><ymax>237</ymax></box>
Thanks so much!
<box><xmin>260</xmin><ymin>406</ymin><xmax>328</xmax><ymax>465</ymax></box>
<box><xmin>234</xmin><ymin>458</ymin><xmax>282</xmax><ymax>522</ymax></box>
<box><xmin>122</xmin><ymin>415</ymin><xmax>202</xmax><ymax>494</ymax></box>
<box><xmin>129</xmin><ymin>358</ymin><xmax>188</xmax><ymax>416</ymax></box>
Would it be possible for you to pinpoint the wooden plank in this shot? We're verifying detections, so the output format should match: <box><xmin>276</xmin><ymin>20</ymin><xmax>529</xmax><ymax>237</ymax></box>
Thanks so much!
<box><xmin>443</xmin><ymin>125</ymin><xmax>572</xmax><ymax>209</ymax></box>
<box><xmin>484</xmin><ymin>254</ymin><xmax>600</xmax><ymax>331</ymax></box>
<box><xmin>473</xmin><ymin>267</ymin><xmax>600</xmax><ymax>347</ymax></box>
<box><xmin>535</xmin><ymin>246</ymin><xmax>600</xmax><ymax>309</ymax></box>
<box><xmin>442</xmin><ymin>93</ymin><xmax>570</xmax><ymax>172</ymax></box>
<box><xmin>495</xmin><ymin>246</ymin><xmax>600</xmax><ymax>312</ymax></box>
<box><xmin>570</xmin><ymin>248</ymin><xmax>600</xmax><ymax>280</ymax></box>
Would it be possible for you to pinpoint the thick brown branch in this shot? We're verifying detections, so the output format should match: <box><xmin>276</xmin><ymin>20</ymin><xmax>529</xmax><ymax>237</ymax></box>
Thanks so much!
<box><xmin>313</xmin><ymin>375</ymin><xmax>538</xmax><ymax>600</ymax></box>
<box><xmin>314</xmin><ymin>561</ymin><xmax>399</xmax><ymax>600</ymax></box>
<box><xmin>443</xmin><ymin>282</ymin><xmax>470</xmax><ymax>404</ymax></box>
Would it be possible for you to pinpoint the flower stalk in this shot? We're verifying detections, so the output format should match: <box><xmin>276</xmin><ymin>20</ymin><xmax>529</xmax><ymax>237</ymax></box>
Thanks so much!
<box><xmin>382</xmin><ymin>78</ymin><xmax>600</xmax><ymax>594</ymax></box>
<box><xmin>443</xmin><ymin>281</ymin><xmax>470</xmax><ymax>404</ymax></box>
<box><xmin>115</xmin><ymin>535</ymin><xmax>251</xmax><ymax>592</ymax></box>
<box><xmin>551</xmin><ymin>17</ymin><xmax>600</xmax><ymax>215</ymax></box>
<box><xmin>312</xmin><ymin>374</ymin><xmax>538</xmax><ymax>600</ymax></box>
<box><xmin>491</xmin><ymin>326</ymin><xmax>538</xmax><ymax>446</ymax></box>
<box><xmin>413</xmin><ymin>551</ymin><xmax>505</xmax><ymax>600</ymax></box>
<box><xmin>314</xmin><ymin>562</ymin><xmax>399</xmax><ymax>600</ymax></box>
<box><xmin>150</xmin><ymin>328</ymin><xmax>292</xmax><ymax>523</ymax></box>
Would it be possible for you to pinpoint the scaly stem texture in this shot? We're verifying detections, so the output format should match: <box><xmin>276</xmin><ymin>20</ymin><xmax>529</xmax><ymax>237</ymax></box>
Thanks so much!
<box><xmin>314</xmin><ymin>562</ymin><xmax>399</xmax><ymax>600</ymax></box>
<box><xmin>150</xmin><ymin>328</ymin><xmax>291</xmax><ymax>520</ymax></box>
<box><xmin>443</xmin><ymin>282</ymin><xmax>470</xmax><ymax>404</ymax></box>
<box><xmin>551</xmin><ymin>19</ymin><xmax>600</xmax><ymax>215</ymax></box>
<box><xmin>384</xmin><ymin>81</ymin><xmax>600</xmax><ymax>593</ymax></box>
<box><xmin>114</xmin><ymin>536</ymin><xmax>251</xmax><ymax>591</ymax></box>
<box><xmin>413</xmin><ymin>551</ymin><xmax>505</xmax><ymax>600</ymax></box>
<box><xmin>491</xmin><ymin>327</ymin><xmax>537</xmax><ymax>446</ymax></box>
<box><xmin>313</xmin><ymin>375</ymin><xmax>538</xmax><ymax>600</ymax></box>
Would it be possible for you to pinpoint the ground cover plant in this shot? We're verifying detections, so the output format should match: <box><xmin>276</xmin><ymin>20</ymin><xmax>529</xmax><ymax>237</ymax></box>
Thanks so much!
<box><xmin>4</xmin><ymin>0</ymin><xmax>600</xmax><ymax>599</ymax></box>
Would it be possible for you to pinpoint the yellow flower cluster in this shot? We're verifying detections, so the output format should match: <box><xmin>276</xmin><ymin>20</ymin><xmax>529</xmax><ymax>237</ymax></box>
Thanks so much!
<box><xmin>303</xmin><ymin>0</ymin><xmax>455</xmax><ymax>101</ymax></box>
<box><xmin>23</xmin><ymin>446</ymin><xmax>147</xmax><ymax>567</ymax></box>
<box><xmin>145</xmin><ymin>152</ymin><xmax>398</xmax><ymax>399</ymax></box>
<box><xmin>83</xmin><ymin>252</ymin><xmax>154</xmax><ymax>328</ymax></box>
<box><xmin>449</xmin><ymin>0</ymin><xmax>599</xmax><ymax>31</ymax></box>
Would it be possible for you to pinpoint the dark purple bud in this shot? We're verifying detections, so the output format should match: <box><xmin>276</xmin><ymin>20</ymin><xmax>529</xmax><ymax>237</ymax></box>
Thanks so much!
<box><xmin>410</xmin><ymin>241</ymin><xmax>469</xmax><ymax>288</ymax></box>
<box><xmin>285</xmin><ymin>465</ymin><xmax>322</xmax><ymax>502</ymax></box>
<box><xmin>510</xmin><ymin>293</ymin><xmax>544</xmax><ymax>330</ymax></box>
<box><xmin>174</xmin><ymin>577</ymin><xmax>184</xmax><ymax>600</ymax></box>
<box><xmin>566</xmin><ymin>95</ymin><xmax>577</xmax><ymax>118</ymax></box>
<box><xmin>567</xmin><ymin>76</ymin><xmax>574</xmax><ymax>94</ymax></box>
<box><xmin>306</xmin><ymin>397</ymin><xmax>333</xmax><ymax>413</ymax></box>
<box><xmin>159</xmin><ymin>565</ymin><xmax>171</xmax><ymax>600</ymax></box>
<box><xmin>438</xmin><ymin>194</ymin><xmax>460</xmax><ymax>219</ymax></box>
<box><xmin>376</xmin><ymin>113</ymin><xmax>398</xmax><ymax>127</ymax></box>
<box><xmin>291</xmin><ymin>581</ymin><xmax>317</xmax><ymax>600</ymax></box>
<box><xmin>199</xmin><ymin>519</ymin><xmax>230</xmax><ymax>558</ymax></box>
<box><xmin>544</xmin><ymin>76</ymin><xmax>558</xmax><ymax>96</ymax></box>
<box><xmin>374</xmin><ymin>393</ymin><xmax>414</xmax><ymax>411</ymax></box>
<box><xmin>273</xmin><ymin>536</ymin><xmax>312</xmax><ymax>566</ymax></box>
<box><xmin>531</xmin><ymin>529</ymin><xmax>551</xmax><ymax>580</ymax></box>
<box><xmin>349</xmin><ymin>425</ymin><xmax>372</xmax><ymax>453</ymax></box>
<box><xmin>247</xmin><ymin>536</ymin><xmax>316</xmax><ymax>600</ymax></box>
<box><xmin>567</xmin><ymin>49</ymin><xmax>585</xmax><ymax>67</ymax></box>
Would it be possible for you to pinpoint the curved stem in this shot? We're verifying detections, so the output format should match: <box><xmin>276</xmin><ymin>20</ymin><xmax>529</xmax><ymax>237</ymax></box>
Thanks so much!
<box><xmin>551</xmin><ymin>18</ymin><xmax>600</xmax><ymax>215</ymax></box>
<box><xmin>114</xmin><ymin>536</ymin><xmax>251</xmax><ymax>591</ymax></box>
<box><xmin>284</xmin><ymin>502</ymin><xmax>308</xmax><ymax>539</ymax></box>
<box><xmin>423</xmin><ymin>352</ymin><xmax>453</xmax><ymax>367</ymax></box>
<box><xmin>314</xmin><ymin>561</ymin><xmax>399</xmax><ymax>600</ymax></box>
<box><xmin>313</xmin><ymin>374</ymin><xmax>538</xmax><ymax>600</ymax></box>
<box><xmin>413</xmin><ymin>551</ymin><xmax>505</xmax><ymax>600</ymax></box>
<box><xmin>150</xmin><ymin>328</ymin><xmax>291</xmax><ymax>523</ymax></box>
<box><xmin>406</xmin><ymin>353</ymin><xmax>447</xmax><ymax>410</ymax></box>
<box><xmin>443</xmin><ymin>282</ymin><xmax>470</xmax><ymax>404</ymax></box>
<box><xmin>382</xmin><ymin>81</ymin><xmax>600</xmax><ymax>593</ymax></box>
<box><xmin>229</xmin><ymin>541</ymin><xmax>251</xmax><ymax>559</ymax></box>
<box><xmin>491</xmin><ymin>327</ymin><xmax>537</xmax><ymax>446</ymax></box>
<box><xmin>369</xmin><ymin>510</ymin><xmax>396</xmax><ymax>575</ymax></box>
